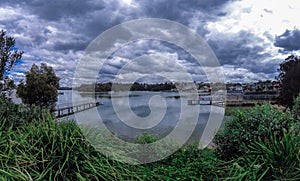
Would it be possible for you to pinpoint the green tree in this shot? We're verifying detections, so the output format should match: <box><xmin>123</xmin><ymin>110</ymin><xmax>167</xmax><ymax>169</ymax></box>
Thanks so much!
<box><xmin>17</xmin><ymin>63</ymin><xmax>60</xmax><ymax>111</ymax></box>
<box><xmin>277</xmin><ymin>55</ymin><xmax>300</xmax><ymax>108</ymax></box>
<box><xmin>0</xmin><ymin>30</ymin><xmax>23</xmax><ymax>90</ymax></box>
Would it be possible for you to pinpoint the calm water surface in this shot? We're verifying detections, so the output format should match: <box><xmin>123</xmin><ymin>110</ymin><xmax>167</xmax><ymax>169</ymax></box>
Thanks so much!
<box><xmin>57</xmin><ymin>90</ymin><xmax>225</xmax><ymax>143</ymax></box>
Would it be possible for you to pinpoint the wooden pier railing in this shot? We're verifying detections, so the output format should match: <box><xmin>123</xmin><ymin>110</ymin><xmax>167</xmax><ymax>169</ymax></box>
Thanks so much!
<box><xmin>54</xmin><ymin>101</ymin><xmax>103</xmax><ymax>118</ymax></box>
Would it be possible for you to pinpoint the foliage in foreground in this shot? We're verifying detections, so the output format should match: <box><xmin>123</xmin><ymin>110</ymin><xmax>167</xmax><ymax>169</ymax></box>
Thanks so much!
<box><xmin>214</xmin><ymin>98</ymin><xmax>300</xmax><ymax>180</ymax></box>
<box><xmin>214</xmin><ymin>104</ymin><xmax>293</xmax><ymax>160</ymax></box>
<box><xmin>0</xmin><ymin>118</ymin><xmax>145</xmax><ymax>180</ymax></box>
<box><xmin>0</xmin><ymin>96</ymin><xmax>300</xmax><ymax>180</ymax></box>
<box><xmin>0</xmin><ymin>97</ymin><xmax>142</xmax><ymax>180</ymax></box>
<box><xmin>244</xmin><ymin>132</ymin><xmax>300</xmax><ymax>180</ymax></box>
<box><xmin>292</xmin><ymin>93</ymin><xmax>300</xmax><ymax>121</ymax></box>
<box><xmin>0</xmin><ymin>95</ymin><xmax>51</xmax><ymax>128</ymax></box>
<box><xmin>144</xmin><ymin>145</ymin><xmax>227</xmax><ymax>180</ymax></box>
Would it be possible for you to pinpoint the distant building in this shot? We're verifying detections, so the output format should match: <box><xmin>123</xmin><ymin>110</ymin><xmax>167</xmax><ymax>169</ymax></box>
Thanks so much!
<box><xmin>226</xmin><ymin>90</ymin><xmax>244</xmax><ymax>105</ymax></box>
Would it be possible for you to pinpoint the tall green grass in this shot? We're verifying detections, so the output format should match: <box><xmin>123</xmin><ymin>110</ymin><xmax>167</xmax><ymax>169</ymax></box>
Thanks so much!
<box><xmin>244</xmin><ymin>132</ymin><xmax>300</xmax><ymax>180</ymax></box>
<box><xmin>0</xmin><ymin>117</ymin><xmax>146</xmax><ymax>180</ymax></box>
<box><xmin>0</xmin><ymin>95</ymin><xmax>300</xmax><ymax>180</ymax></box>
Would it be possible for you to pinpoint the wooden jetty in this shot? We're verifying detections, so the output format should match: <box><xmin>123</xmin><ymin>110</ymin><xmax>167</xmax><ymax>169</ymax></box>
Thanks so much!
<box><xmin>187</xmin><ymin>99</ymin><xmax>224</xmax><ymax>106</ymax></box>
<box><xmin>54</xmin><ymin>101</ymin><xmax>103</xmax><ymax>118</ymax></box>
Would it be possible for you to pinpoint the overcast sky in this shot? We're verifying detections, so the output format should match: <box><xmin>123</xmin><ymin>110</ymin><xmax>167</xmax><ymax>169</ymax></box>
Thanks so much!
<box><xmin>1</xmin><ymin>0</ymin><xmax>300</xmax><ymax>86</ymax></box>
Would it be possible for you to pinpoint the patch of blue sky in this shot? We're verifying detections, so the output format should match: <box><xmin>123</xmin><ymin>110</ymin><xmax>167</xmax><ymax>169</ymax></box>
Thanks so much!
<box><xmin>10</xmin><ymin>45</ymin><xmax>18</xmax><ymax>51</ymax></box>
<box><xmin>14</xmin><ymin>59</ymin><xmax>24</xmax><ymax>66</ymax></box>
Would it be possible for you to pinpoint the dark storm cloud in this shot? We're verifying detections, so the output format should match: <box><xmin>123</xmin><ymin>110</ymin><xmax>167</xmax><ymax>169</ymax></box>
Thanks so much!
<box><xmin>4</xmin><ymin>0</ymin><xmax>235</xmax><ymax>53</ymax></box>
<box><xmin>0</xmin><ymin>19</ymin><xmax>19</xmax><ymax>30</ymax></box>
<box><xmin>138</xmin><ymin>0</ymin><xmax>232</xmax><ymax>27</ymax></box>
<box><xmin>274</xmin><ymin>29</ymin><xmax>300</xmax><ymax>51</ymax></box>
<box><xmin>53</xmin><ymin>40</ymin><xmax>89</xmax><ymax>52</ymax></box>
<box><xmin>208</xmin><ymin>30</ymin><xmax>279</xmax><ymax>74</ymax></box>
<box><xmin>11</xmin><ymin>0</ymin><xmax>105</xmax><ymax>21</ymax></box>
<box><xmin>1</xmin><ymin>0</ymin><xmax>287</xmax><ymax>85</ymax></box>
<box><xmin>78</xmin><ymin>0</ymin><xmax>233</xmax><ymax>40</ymax></box>
<box><xmin>81</xmin><ymin>9</ymin><xmax>129</xmax><ymax>39</ymax></box>
<box><xmin>139</xmin><ymin>0</ymin><xmax>232</xmax><ymax>17</ymax></box>
<box><xmin>24</xmin><ymin>35</ymin><xmax>48</xmax><ymax>48</ymax></box>
<box><xmin>208</xmin><ymin>31</ymin><xmax>265</xmax><ymax>64</ymax></box>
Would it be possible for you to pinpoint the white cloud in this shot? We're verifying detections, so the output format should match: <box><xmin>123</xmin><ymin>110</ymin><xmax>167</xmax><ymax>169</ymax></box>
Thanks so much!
<box><xmin>209</xmin><ymin>0</ymin><xmax>300</xmax><ymax>35</ymax></box>
<box><xmin>0</xmin><ymin>7</ymin><xmax>23</xmax><ymax>21</ymax></box>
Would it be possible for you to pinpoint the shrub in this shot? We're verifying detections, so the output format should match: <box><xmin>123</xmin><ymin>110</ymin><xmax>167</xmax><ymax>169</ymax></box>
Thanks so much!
<box><xmin>289</xmin><ymin>94</ymin><xmax>300</xmax><ymax>138</ymax></box>
<box><xmin>135</xmin><ymin>132</ymin><xmax>158</xmax><ymax>144</ymax></box>
<box><xmin>0</xmin><ymin>117</ymin><xmax>145</xmax><ymax>180</ymax></box>
<box><xmin>132</xmin><ymin>133</ymin><xmax>179</xmax><ymax>164</ymax></box>
<box><xmin>292</xmin><ymin>93</ymin><xmax>300</xmax><ymax>121</ymax></box>
<box><xmin>241</xmin><ymin>132</ymin><xmax>300</xmax><ymax>180</ymax></box>
<box><xmin>143</xmin><ymin>145</ymin><xmax>226</xmax><ymax>180</ymax></box>
<box><xmin>3</xmin><ymin>96</ymin><xmax>300</xmax><ymax>179</ymax></box>
<box><xmin>0</xmin><ymin>99</ymin><xmax>143</xmax><ymax>180</ymax></box>
<box><xmin>0</xmin><ymin>95</ymin><xmax>52</xmax><ymax>128</ymax></box>
<box><xmin>214</xmin><ymin>104</ymin><xmax>293</xmax><ymax>160</ymax></box>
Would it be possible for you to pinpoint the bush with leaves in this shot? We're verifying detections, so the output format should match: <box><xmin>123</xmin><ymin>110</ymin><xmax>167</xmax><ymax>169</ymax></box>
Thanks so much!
<box><xmin>236</xmin><ymin>131</ymin><xmax>300</xmax><ymax>180</ymax></box>
<box><xmin>221</xmin><ymin>132</ymin><xmax>300</xmax><ymax>181</ymax></box>
<box><xmin>292</xmin><ymin>93</ymin><xmax>300</xmax><ymax>121</ymax></box>
<box><xmin>277</xmin><ymin>55</ymin><xmax>300</xmax><ymax>108</ymax></box>
<box><xmin>131</xmin><ymin>133</ymin><xmax>179</xmax><ymax>164</ymax></box>
<box><xmin>0</xmin><ymin>98</ymin><xmax>144</xmax><ymax>180</ymax></box>
<box><xmin>143</xmin><ymin>145</ymin><xmax>226</xmax><ymax>180</ymax></box>
<box><xmin>17</xmin><ymin>63</ymin><xmax>60</xmax><ymax>111</ymax></box>
<box><xmin>214</xmin><ymin>104</ymin><xmax>293</xmax><ymax>160</ymax></box>
<box><xmin>0</xmin><ymin>95</ymin><xmax>52</xmax><ymax>128</ymax></box>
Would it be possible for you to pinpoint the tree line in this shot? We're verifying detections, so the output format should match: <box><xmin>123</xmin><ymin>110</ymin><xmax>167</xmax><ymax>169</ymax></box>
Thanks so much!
<box><xmin>75</xmin><ymin>82</ymin><xmax>176</xmax><ymax>92</ymax></box>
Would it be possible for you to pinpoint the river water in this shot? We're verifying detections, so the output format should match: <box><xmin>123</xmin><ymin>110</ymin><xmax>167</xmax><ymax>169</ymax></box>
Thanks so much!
<box><xmin>56</xmin><ymin>90</ymin><xmax>225</xmax><ymax>145</ymax></box>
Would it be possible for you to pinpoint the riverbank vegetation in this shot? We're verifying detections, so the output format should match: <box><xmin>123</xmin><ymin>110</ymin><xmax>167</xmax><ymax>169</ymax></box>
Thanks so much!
<box><xmin>16</xmin><ymin>63</ymin><xmax>60</xmax><ymax>111</ymax></box>
<box><xmin>0</xmin><ymin>94</ymin><xmax>299</xmax><ymax>180</ymax></box>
